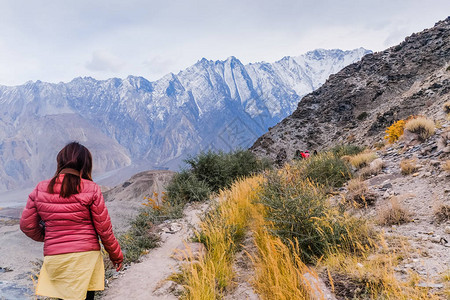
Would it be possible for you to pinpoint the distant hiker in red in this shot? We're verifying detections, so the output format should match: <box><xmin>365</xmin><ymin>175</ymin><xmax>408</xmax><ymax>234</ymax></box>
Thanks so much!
<box><xmin>20</xmin><ymin>142</ymin><xmax>123</xmax><ymax>300</ymax></box>
<box><xmin>303</xmin><ymin>150</ymin><xmax>310</xmax><ymax>159</ymax></box>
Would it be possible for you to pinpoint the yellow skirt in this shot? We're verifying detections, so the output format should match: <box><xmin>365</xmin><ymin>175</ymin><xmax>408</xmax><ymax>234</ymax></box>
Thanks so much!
<box><xmin>36</xmin><ymin>250</ymin><xmax>105</xmax><ymax>300</ymax></box>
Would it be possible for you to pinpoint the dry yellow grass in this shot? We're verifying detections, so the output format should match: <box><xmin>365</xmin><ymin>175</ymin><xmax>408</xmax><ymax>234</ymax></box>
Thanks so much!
<box><xmin>349</xmin><ymin>151</ymin><xmax>377</xmax><ymax>169</ymax></box>
<box><xmin>340</xmin><ymin>155</ymin><xmax>352</xmax><ymax>163</ymax></box>
<box><xmin>249</xmin><ymin>202</ymin><xmax>318</xmax><ymax>300</ymax></box>
<box><xmin>404</xmin><ymin>116</ymin><xmax>436</xmax><ymax>141</ymax></box>
<box><xmin>441</xmin><ymin>269</ymin><xmax>450</xmax><ymax>299</ymax></box>
<box><xmin>347</xmin><ymin>177</ymin><xmax>368</xmax><ymax>193</ymax></box>
<box><xmin>179</xmin><ymin>176</ymin><xmax>263</xmax><ymax>299</ymax></box>
<box><xmin>376</xmin><ymin>197</ymin><xmax>412</xmax><ymax>226</ymax></box>
<box><xmin>321</xmin><ymin>235</ymin><xmax>439</xmax><ymax>299</ymax></box>
<box><xmin>359</xmin><ymin>158</ymin><xmax>385</xmax><ymax>178</ymax></box>
<box><xmin>444</xmin><ymin>101</ymin><xmax>450</xmax><ymax>114</ymax></box>
<box><xmin>433</xmin><ymin>202</ymin><xmax>450</xmax><ymax>223</ymax></box>
<box><xmin>442</xmin><ymin>160</ymin><xmax>450</xmax><ymax>172</ymax></box>
<box><xmin>400</xmin><ymin>158</ymin><xmax>419</xmax><ymax>175</ymax></box>
<box><xmin>345</xmin><ymin>177</ymin><xmax>377</xmax><ymax>207</ymax></box>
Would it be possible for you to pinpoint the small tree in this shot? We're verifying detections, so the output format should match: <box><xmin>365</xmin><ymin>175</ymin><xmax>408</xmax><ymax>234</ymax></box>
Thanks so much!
<box><xmin>384</xmin><ymin>119</ymin><xmax>406</xmax><ymax>143</ymax></box>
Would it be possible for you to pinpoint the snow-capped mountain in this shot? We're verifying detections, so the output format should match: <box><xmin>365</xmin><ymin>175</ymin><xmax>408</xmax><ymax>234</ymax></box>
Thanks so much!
<box><xmin>0</xmin><ymin>48</ymin><xmax>370</xmax><ymax>191</ymax></box>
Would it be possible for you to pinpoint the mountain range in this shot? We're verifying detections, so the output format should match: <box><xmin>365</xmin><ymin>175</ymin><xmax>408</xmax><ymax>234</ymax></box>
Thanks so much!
<box><xmin>0</xmin><ymin>48</ymin><xmax>370</xmax><ymax>191</ymax></box>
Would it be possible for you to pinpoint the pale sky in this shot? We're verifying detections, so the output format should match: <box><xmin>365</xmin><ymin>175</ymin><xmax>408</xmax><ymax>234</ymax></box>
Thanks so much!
<box><xmin>0</xmin><ymin>0</ymin><xmax>448</xmax><ymax>86</ymax></box>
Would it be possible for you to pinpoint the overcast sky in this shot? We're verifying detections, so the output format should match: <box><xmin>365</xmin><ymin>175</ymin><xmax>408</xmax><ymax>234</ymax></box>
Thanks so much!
<box><xmin>0</xmin><ymin>0</ymin><xmax>448</xmax><ymax>86</ymax></box>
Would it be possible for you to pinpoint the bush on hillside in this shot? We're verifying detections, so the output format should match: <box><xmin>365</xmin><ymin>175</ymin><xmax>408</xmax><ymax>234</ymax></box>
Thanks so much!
<box><xmin>165</xmin><ymin>149</ymin><xmax>271</xmax><ymax>206</ymax></box>
<box><xmin>443</xmin><ymin>160</ymin><xmax>450</xmax><ymax>173</ymax></box>
<box><xmin>444</xmin><ymin>101</ymin><xmax>450</xmax><ymax>114</ymax></box>
<box><xmin>329</xmin><ymin>144</ymin><xmax>365</xmax><ymax>158</ymax></box>
<box><xmin>165</xmin><ymin>170</ymin><xmax>211</xmax><ymax>207</ymax></box>
<box><xmin>376</xmin><ymin>197</ymin><xmax>412</xmax><ymax>226</ymax></box>
<box><xmin>119</xmin><ymin>207</ymin><xmax>161</xmax><ymax>263</ymax></box>
<box><xmin>259</xmin><ymin>172</ymin><xmax>372</xmax><ymax>264</ymax></box>
<box><xmin>349</xmin><ymin>152</ymin><xmax>377</xmax><ymax>169</ymax></box>
<box><xmin>299</xmin><ymin>152</ymin><xmax>352</xmax><ymax>188</ymax></box>
<box><xmin>358</xmin><ymin>158</ymin><xmax>385</xmax><ymax>179</ymax></box>
<box><xmin>434</xmin><ymin>202</ymin><xmax>449</xmax><ymax>223</ymax></box>
<box><xmin>399</xmin><ymin>158</ymin><xmax>419</xmax><ymax>175</ymax></box>
<box><xmin>404</xmin><ymin>116</ymin><xmax>435</xmax><ymax>141</ymax></box>
<box><xmin>384</xmin><ymin>119</ymin><xmax>406</xmax><ymax>143</ymax></box>
<box><xmin>185</xmin><ymin>149</ymin><xmax>271</xmax><ymax>193</ymax></box>
<box><xmin>345</xmin><ymin>177</ymin><xmax>377</xmax><ymax>207</ymax></box>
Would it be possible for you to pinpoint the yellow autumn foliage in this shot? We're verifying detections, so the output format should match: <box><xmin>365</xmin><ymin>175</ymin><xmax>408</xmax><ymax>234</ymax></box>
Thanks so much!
<box><xmin>384</xmin><ymin>119</ymin><xmax>406</xmax><ymax>143</ymax></box>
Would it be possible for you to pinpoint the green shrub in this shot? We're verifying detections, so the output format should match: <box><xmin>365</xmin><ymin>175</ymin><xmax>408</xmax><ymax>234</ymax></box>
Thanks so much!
<box><xmin>357</xmin><ymin>112</ymin><xmax>368</xmax><ymax>120</ymax></box>
<box><xmin>329</xmin><ymin>144</ymin><xmax>364</xmax><ymax>158</ymax></box>
<box><xmin>119</xmin><ymin>190</ymin><xmax>191</xmax><ymax>263</ymax></box>
<box><xmin>299</xmin><ymin>152</ymin><xmax>352</xmax><ymax>188</ymax></box>
<box><xmin>259</xmin><ymin>172</ymin><xmax>372</xmax><ymax>264</ymax></box>
<box><xmin>185</xmin><ymin>149</ymin><xmax>271</xmax><ymax>193</ymax></box>
<box><xmin>119</xmin><ymin>207</ymin><xmax>161</xmax><ymax>263</ymax></box>
<box><xmin>166</xmin><ymin>170</ymin><xmax>211</xmax><ymax>207</ymax></box>
<box><xmin>165</xmin><ymin>150</ymin><xmax>270</xmax><ymax>207</ymax></box>
<box><xmin>184</xmin><ymin>151</ymin><xmax>229</xmax><ymax>193</ymax></box>
<box><xmin>226</xmin><ymin>150</ymin><xmax>271</xmax><ymax>184</ymax></box>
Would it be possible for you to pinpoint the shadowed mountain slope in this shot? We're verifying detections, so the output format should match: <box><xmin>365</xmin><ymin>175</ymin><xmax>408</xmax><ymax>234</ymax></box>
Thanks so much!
<box><xmin>251</xmin><ymin>17</ymin><xmax>450</xmax><ymax>161</ymax></box>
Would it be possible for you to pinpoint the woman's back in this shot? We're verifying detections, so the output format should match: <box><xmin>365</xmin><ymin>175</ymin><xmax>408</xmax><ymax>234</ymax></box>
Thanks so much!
<box><xmin>20</xmin><ymin>142</ymin><xmax>123</xmax><ymax>300</ymax></box>
<box><xmin>20</xmin><ymin>174</ymin><xmax>122</xmax><ymax>261</ymax></box>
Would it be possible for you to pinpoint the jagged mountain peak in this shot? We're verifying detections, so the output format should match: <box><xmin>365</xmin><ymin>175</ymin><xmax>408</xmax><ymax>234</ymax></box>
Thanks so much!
<box><xmin>122</xmin><ymin>76</ymin><xmax>153</xmax><ymax>91</ymax></box>
<box><xmin>70</xmin><ymin>76</ymin><xmax>98</xmax><ymax>84</ymax></box>
<box><xmin>224</xmin><ymin>56</ymin><xmax>241</xmax><ymax>64</ymax></box>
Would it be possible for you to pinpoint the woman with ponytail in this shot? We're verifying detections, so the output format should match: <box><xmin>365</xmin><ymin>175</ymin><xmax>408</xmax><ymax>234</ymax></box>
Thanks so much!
<box><xmin>20</xmin><ymin>142</ymin><xmax>123</xmax><ymax>300</ymax></box>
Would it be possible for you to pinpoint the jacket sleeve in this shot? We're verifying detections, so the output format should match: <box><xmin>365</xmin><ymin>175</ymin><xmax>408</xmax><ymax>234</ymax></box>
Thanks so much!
<box><xmin>90</xmin><ymin>185</ymin><xmax>123</xmax><ymax>264</ymax></box>
<box><xmin>20</xmin><ymin>187</ymin><xmax>45</xmax><ymax>242</ymax></box>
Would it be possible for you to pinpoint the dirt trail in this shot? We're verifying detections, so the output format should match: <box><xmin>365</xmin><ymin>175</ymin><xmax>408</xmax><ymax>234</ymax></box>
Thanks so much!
<box><xmin>102</xmin><ymin>202</ymin><xmax>208</xmax><ymax>300</ymax></box>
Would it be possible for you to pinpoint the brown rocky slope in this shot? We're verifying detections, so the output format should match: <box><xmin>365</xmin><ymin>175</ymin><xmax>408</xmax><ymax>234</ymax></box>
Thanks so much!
<box><xmin>251</xmin><ymin>17</ymin><xmax>450</xmax><ymax>161</ymax></box>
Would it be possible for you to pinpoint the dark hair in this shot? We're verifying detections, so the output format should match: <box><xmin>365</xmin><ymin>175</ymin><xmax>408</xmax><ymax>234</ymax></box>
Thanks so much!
<box><xmin>47</xmin><ymin>142</ymin><xmax>93</xmax><ymax>198</ymax></box>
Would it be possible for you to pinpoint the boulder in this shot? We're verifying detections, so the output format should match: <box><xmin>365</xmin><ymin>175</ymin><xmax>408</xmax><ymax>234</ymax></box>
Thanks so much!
<box><xmin>402</xmin><ymin>129</ymin><xmax>421</xmax><ymax>147</ymax></box>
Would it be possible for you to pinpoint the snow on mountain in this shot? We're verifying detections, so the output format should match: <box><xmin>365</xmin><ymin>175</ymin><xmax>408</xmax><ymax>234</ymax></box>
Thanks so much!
<box><xmin>0</xmin><ymin>48</ymin><xmax>371</xmax><ymax>191</ymax></box>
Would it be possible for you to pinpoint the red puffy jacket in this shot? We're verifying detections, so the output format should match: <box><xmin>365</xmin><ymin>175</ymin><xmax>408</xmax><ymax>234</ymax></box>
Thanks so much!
<box><xmin>20</xmin><ymin>174</ymin><xmax>123</xmax><ymax>264</ymax></box>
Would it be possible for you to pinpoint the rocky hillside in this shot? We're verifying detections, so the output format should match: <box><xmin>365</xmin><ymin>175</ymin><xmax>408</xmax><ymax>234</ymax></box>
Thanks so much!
<box><xmin>251</xmin><ymin>17</ymin><xmax>450</xmax><ymax>161</ymax></box>
<box><xmin>0</xmin><ymin>48</ymin><xmax>369</xmax><ymax>192</ymax></box>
